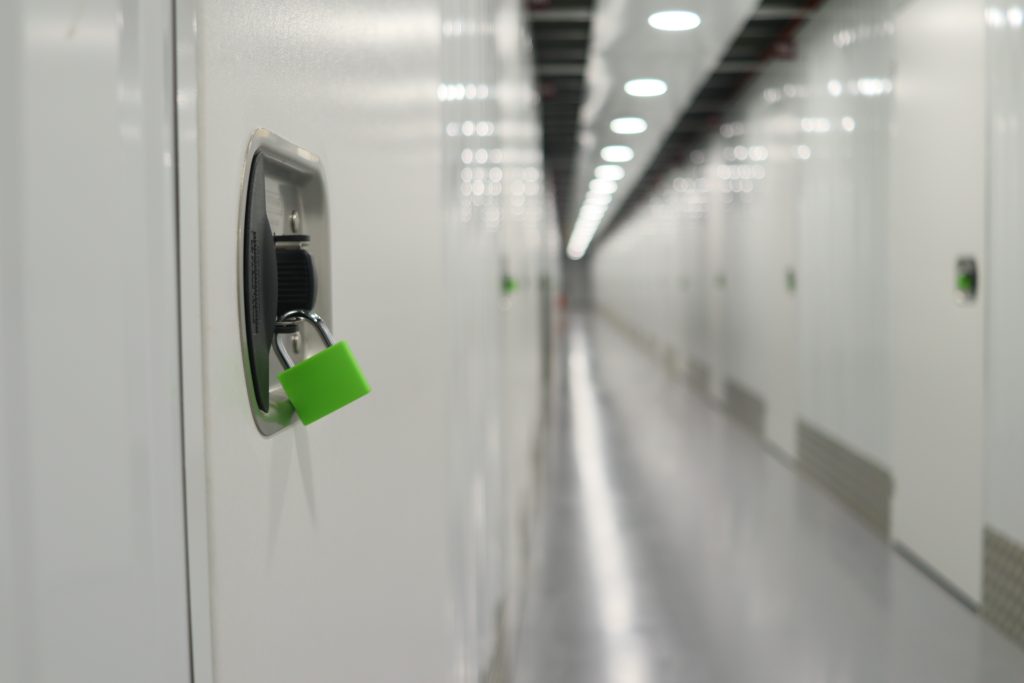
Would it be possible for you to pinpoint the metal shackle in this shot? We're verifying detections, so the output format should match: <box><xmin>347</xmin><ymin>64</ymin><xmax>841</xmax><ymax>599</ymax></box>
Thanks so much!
<box><xmin>273</xmin><ymin>309</ymin><xmax>336</xmax><ymax>369</ymax></box>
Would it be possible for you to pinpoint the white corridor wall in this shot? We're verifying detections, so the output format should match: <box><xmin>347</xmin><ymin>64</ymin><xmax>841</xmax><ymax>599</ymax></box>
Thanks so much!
<box><xmin>592</xmin><ymin>0</ymin><xmax>996</xmax><ymax>604</ymax></box>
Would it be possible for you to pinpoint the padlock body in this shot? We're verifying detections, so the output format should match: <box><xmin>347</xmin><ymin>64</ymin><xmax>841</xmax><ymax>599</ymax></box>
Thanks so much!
<box><xmin>278</xmin><ymin>341</ymin><xmax>371</xmax><ymax>425</ymax></box>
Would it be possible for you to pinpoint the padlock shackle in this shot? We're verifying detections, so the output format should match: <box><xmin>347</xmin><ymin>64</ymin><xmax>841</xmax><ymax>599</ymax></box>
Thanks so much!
<box><xmin>273</xmin><ymin>309</ymin><xmax>336</xmax><ymax>369</ymax></box>
<box><xmin>279</xmin><ymin>309</ymin><xmax>335</xmax><ymax>347</ymax></box>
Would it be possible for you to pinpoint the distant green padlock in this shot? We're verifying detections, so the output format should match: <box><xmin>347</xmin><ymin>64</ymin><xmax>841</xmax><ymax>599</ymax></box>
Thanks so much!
<box><xmin>274</xmin><ymin>310</ymin><xmax>371</xmax><ymax>425</ymax></box>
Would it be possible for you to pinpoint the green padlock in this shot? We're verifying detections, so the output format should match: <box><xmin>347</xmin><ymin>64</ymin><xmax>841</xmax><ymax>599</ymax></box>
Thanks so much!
<box><xmin>274</xmin><ymin>310</ymin><xmax>371</xmax><ymax>426</ymax></box>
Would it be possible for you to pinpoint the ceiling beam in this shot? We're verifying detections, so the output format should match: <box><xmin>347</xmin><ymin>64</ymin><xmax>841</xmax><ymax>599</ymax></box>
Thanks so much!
<box><xmin>530</xmin><ymin>28</ymin><xmax>590</xmax><ymax>41</ymax></box>
<box><xmin>530</xmin><ymin>8</ymin><xmax>592</xmax><ymax>23</ymax></box>
<box><xmin>537</xmin><ymin>63</ymin><xmax>586</xmax><ymax>77</ymax></box>
<box><xmin>715</xmin><ymin>59</ymin><xmax>765</xmax><ymax>74</ymax></box>
<box><xmin>751</xmin><ymin>7</ymin><xmax>816</xmax><ymax>21</ymax></box>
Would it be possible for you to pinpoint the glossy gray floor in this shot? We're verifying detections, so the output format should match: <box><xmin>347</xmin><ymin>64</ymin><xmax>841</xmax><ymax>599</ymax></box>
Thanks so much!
<box><xmin>513</xmin><ymin>313</ymin><xmax>1024</xmax><ymax>683</ymax></box>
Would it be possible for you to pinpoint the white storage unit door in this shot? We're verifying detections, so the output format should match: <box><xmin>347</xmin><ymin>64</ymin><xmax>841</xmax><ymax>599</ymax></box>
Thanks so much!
<box><xmin>177</xmin><ymin>0</ymin><xmax>458</xmax><ymax>681</ymax></box>
<box><xmin>888</xmin><ymin>0</ymin><xmax>987</xmax><ymax>602</ymax></box>
<box><xmin>0</xmin><ymin>0</ymin><xmax>193</xmax><ymax>681</ymax></box>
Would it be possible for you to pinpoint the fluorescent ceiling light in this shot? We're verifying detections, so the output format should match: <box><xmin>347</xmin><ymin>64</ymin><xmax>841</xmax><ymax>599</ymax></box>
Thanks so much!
<box><xmin>595</xmin><ymin>164</ymin><xmax>626</xmax><ymax>180</ymax></box>
<box><xmin>566</xmin><ymin>220</ymin><xmax>601</xmax><ymax>260</ymax></box>
<box><xmin>601</xmin><ymin>145</ymin><xmax>635</xmax><ymax>162</ymax></box>
<box><xmin>610</xmin><ymin>117</ymin><xmax>648</xmax><ymax>135</ymax></box>
<box><xmin>624</xmin><ymin>78</ymin><xmax>667</xmax><ymax>98</ymax></box>
<box><xmin>648</xmin><ymin>10</ymin><xmax>701</xmax><ymax>31</ymax></box>
<box><xmin>589</xmin><ymin>179</ymin><xmax>618</xmax><ymax>194</ymax></box>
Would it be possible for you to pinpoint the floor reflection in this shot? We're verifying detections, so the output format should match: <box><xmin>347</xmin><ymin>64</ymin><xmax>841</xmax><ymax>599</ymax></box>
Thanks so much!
<box><xmin>513</xmin><ymin>313</ymin><xmax>1024</xmax><ymax>683</ymax></box>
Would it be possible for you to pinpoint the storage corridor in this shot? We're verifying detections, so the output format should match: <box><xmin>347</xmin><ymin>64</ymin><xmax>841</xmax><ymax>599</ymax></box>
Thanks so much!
<box><xmin>514</xmin><ymin>313</ymin><xmax>1024</xmax><ymax>683</ymax></box>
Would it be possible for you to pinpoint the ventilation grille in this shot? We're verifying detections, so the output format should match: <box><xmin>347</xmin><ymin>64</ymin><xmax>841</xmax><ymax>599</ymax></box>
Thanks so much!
<box><xmin>797</xmin><ymin>421</ymin><xmax>892</xmax><ymax>536</ymax></box>
<box><xmin>724</xmin><ymin>379</ymin><xmax>766</xmax><ymax>438</ymax></box>
<box><xmin>983</xmin><ymin>528</ymin><xmax>1024</xmax><ymax>648</ymax></box>
<box><xmin>687</xmin><ymin>358</ymin><xmax>711</xmax><ymax>398</ymax></box>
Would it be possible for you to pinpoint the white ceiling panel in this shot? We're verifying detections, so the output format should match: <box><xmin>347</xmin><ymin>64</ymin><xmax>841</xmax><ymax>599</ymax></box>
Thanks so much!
<box><xmin>567</xmin><ymin>0</ymin><xmax>761</xmax><ymax>257</ymax></box>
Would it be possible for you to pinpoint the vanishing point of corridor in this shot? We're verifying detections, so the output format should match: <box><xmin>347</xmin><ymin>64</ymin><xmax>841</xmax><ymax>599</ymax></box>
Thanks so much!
<box><xmin>514</xmin><ymin>314</ymin><xmax>1024</xmax><ymax>683</ymax></box>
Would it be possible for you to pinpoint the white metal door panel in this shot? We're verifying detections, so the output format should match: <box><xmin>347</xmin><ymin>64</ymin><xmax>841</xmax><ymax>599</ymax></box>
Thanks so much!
<box><xmin>183</xmin><ymin>1</ymin><xmax>457</xmax><ymax>681</ymax></box>
<box><xmin>715</xmin><ymin>74</ymin><xmax>800</xmax><ymax>456</ymax></box>
<box><xmin>986</xmin><ymin>0</ymin><xmax>1024</xmax><ymax>547</ymax></box>
<box><xmin>0</xmin><ymin>1</ymin><xmax>192</xmax><ymax>681</ymax></box>
<box><xmin>889</xmin><ymin>0</ymin><xmax>987</xmax><ymax>602</ymax></box>
<box><xmin>797</xmin><ymin>0</ymin><xmax>894</xmax><ymax>470</ymax></box>
<box><xmin>706</xmin><ymin>146</ymin><xmax>728</xmax><ymax>403</ymax></box>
